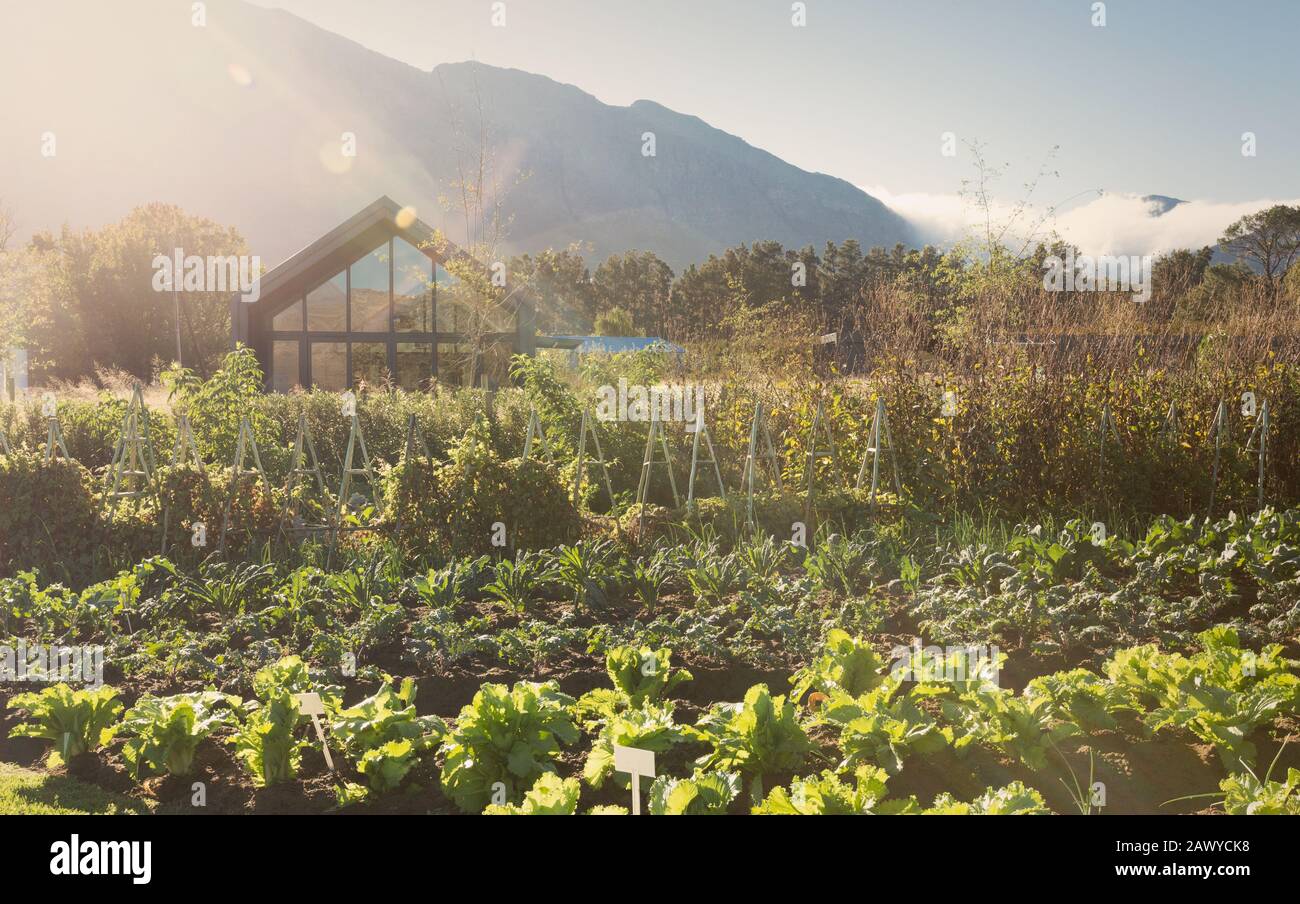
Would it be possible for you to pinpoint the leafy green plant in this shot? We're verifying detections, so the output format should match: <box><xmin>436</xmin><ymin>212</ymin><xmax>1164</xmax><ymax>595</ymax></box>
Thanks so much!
<box><xmin>438</xmin><ymin>681</ymin><xmax>578</xmax><ymax>812</ymax></box>
<box><xmin>482</xmin><ymin>773</ymin><xmax>582</xmax><ymax>815</ymax></box>
<box><xmin>688</xmin><ymin>684</ymin><xmax>812</xmax><ymax>801</ymax></box>
<box><xmin>923</xmin><ymin>781</ymin><xmax>1051</xmax><ymax>815</ymax></box>
<box><xmin>648</xmin><ymin>770</ymin><xmax>741</xmax><ymax>815</ymax></box>
<box><xmin>789</xmin><ymin>628</ymin><xmax>885</xmax><ymax>704</ymax></box>
<box><xmin>233</xmin><ymin>694</ymin><xmax>301</xmax><ymax>787</ymax></box>
<box><xmin>584</xmin><ymin>702</ymin><xmax>685</xmax><ymax>788</ymax></box>
<box><xmin>753</xmin><ymin>765</ymin><xmax>916</xmax><ymax>815</ymax></box>
<box><xmin>7</xmin><ymin>684</ymin><xmax>122</xmax><ymax>761</ymax></box>
<box><xmin>819</xmin><ymin>677</ymin><xmax>951</xmax><ymax>775</ymax></box>
<box><xmin>118</xmin><ymin>691</ymin><xmax>240</xmax><ymax>778</ymax></box>
<box><xmin>329</xmin><ymin>676</ymin><xmax>445</xmax><ymax>792</ymax></box>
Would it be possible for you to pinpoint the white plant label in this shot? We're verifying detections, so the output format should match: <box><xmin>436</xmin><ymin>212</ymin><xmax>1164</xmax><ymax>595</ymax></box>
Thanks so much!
<box><xmin>613</xmin><ymin>744</ymin><xmax>655</xmax><ymax>816</ymax></box>
<box><xmin>42</xmin><ymin>392</ymin><xmax>57</xmax><ymax>417</ymax></box>
<box><xmin>294</xmin><ymin>692</ymin><xmax>334</xmax><ymax>771</ymax></box>
<box><xmin>1241</xmin><ymin>391</ymin><xmax>1256</xmax><ymax>417</ymax></box>
<box><xmin>341</xmin><ymin>391</ymin><xmax>357</xmax><ymax>418</ymax></box>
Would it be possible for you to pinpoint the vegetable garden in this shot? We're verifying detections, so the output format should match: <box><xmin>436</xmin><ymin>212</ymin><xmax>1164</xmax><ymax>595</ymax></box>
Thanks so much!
<box><xmin>1</xmin><ymin>349</ymin><xmax>1298</xmax><ymax>815</ymax></box>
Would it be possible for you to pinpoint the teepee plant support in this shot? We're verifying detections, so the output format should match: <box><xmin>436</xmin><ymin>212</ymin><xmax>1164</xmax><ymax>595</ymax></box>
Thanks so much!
<box><xmin>686</xmin><ymin>408</ymin><xmax>726</xmax><ymax>510</ymax></box>
<box><xmin>741</xmin><ymin>401</ymin><xmax>783</xmax><ymax>530</ymax></box>
<box><xmin>635</xmin><ymin>413</ymin><xmax>680</xmax><ymax>541</ymax></box>
<box><xmin>1204</xmin><ymin>398</ymin><xmax>1228</xmax><ymax>523</ymax></box>
<box><xmin>102</xmin><ymin>384</ymin><xmax>158</xmax><ymax>515</ymax></box>
<box><xmin>1245</xmin><ymin>398</ymin><xmax>1270</xmax><ymax>512</ymax></box>
<box><xmin>279</xmin><ymin>413</ymin><xmax>329</xmax><ymax>540</ymax></box>
<box><xmin>393</xmin><ymin>413</ymin><xmax>433</xmax><ymax>538</ymax></box>
<box><xmin>573</xmin><ymin>408</ymin><xmax>616</xmax><ymax>510</ymax></box>
<box><xmin>854</xmin><ymin>396</ymin><xmax>902</xmax><ymax>507</ymax></box>
<box><xmin>43</xmin><ymin>416</ymin><xmax>71</xmax><ymax>464</ymax></box>
<box><xmin>521</xmin><ymin>405</ymin><xmax>555</xmax><ymax>464</ymax></box>
<box><xmin>159</xmin><ymin>414</ymin><xmax>206</xmax><ymax>555</ymax></box>
<box><xmin>803</xmin><ymin>398</ymin><xmax>845</xmax><ymax>526</ymax></box>
<box><xmin>219</xmin><ymin>417</ymin><xmax>272</xmax><ymax>555</ymax></box>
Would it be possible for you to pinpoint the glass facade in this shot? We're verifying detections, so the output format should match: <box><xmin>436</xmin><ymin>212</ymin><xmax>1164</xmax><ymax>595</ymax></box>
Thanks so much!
<box><xmin>263</xmin><ymin>235</ymin><xmax>516</xmax><ymax>391</ymax></box>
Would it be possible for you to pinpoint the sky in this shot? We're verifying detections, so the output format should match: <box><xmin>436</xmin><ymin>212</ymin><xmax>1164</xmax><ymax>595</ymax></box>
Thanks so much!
<box><xmin>245</xmin><ymin>0</ymin><xmax>1300</xmax><ymax>227</ymax></box>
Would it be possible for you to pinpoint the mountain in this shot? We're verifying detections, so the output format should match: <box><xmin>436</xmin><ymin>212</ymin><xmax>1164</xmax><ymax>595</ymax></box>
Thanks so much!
<box><xmin>0</xmin><ymin>0</ymin><xmax>912</xmax><ymax>270</ymax></box>
<box><xmin>1141</xmin><ymin>195</ymin><xmax>1186</xmax><ymax>217</ymax></box>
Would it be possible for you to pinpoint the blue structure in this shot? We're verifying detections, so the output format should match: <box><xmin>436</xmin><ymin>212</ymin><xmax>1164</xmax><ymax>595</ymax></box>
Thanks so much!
<box><xmin>543</xmin><ymin>336</ymin><xmax>685</xmax><ymax>356</ymax></box>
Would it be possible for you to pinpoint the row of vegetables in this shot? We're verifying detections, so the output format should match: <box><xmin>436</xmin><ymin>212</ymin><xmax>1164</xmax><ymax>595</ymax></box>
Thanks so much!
<box><xmin>9</xmin><ymin>624</ymin><xmax>1299</xmax><ymax>814</ymax></box>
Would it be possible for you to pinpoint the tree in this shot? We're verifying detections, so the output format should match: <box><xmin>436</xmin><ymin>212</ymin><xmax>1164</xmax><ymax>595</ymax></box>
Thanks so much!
<box><xmin>593</xmin><ymin>307</ymin><xmax>637</xmax><ymax>337</ymax></box>
<box><xmin>22</xmin><ymin>204</ymin><xmax>249</xmax><ymax>382</ymax></box>
<box><xmin>1218</xmin><ymin>204</ymin><xmax>1300</xmax><ymax>295</ymax></box>
<box><xmin>591</xmin><ymin>251</ymin><xmax>674</xmax><ymax>337</ymax></box>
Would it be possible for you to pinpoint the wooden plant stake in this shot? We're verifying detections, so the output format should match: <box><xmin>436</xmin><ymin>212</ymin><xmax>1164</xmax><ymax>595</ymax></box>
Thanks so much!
<box><xmin>686</xmin><ymin>408</ymin><xmax>726</xmax><ymax>510</ymax></box>
<box><xmin>1245</xmin><ymin>399</ymin><xmax>1270</xmax><ymax>512</ymax></box>
<box><xmin>521</xmin><ymin>405</ymin><xmax>555</xmax><ymax>464</ymax></box>
<box><xmin>278</xmin><ymin>413</ymin><xmax>328</xmax><ymax>540</ymax></box>
<box><xmin>741</xmin><ymin>401</ymin><xmax>783</xmax><ymax>530</ymax></box>
<box><xmin>219</xmin><ymin>417</ymin><xmax>272</xmax><ymax>555</ymax></box>
<box><xmin>102</xmin><ymin>384</ymin><xmax>158</xmax><ymax>515</ymax></box>
<box><xmin>802</xmin><ymin>398</ymin><xmax>845</xmax><ymax>527</ymax></box>
<box><xmin>159</xmin><ymin>414</ymin><xmax>206</xmax><ymax>555</ymax></box>
<box><xmin>854</xmin><ymin>396</ymin><xmax>902</xmax><ymax>507</ymax></box>
<box><xmin>573</xmin><ymin>408</ymin><xmax>616</xmax><ymax>510</ymax></box>
<box><xmin>1205</xmin><ymin>399</ymin><xmax>1228</xmax><ymax>523</ymax></box>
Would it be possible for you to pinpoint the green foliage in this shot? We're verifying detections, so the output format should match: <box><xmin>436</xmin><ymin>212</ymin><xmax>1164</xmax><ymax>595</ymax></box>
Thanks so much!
<box><xmin>0</xmin><ymin>451</ymin><xmax>102</xmax><ymax>583</ymax></box>
<box><xmin>688</xmin><ymin>684</ymin><xmax>812</xmax><ymax>799</ymax></box>
<box><xmin>1220</xmin><ymin>767</ymin><xmax>1300</xmax><ymax>814</ymax></box>
<box><xmin>648</xmin><ymin>770</ymin><xmax>741</xmax><ymax>815</ymax></box>
<box><xmin>329</xmin><ymin>676</ymin><xmax>445</xmax><ymax>793</ymax></box>
<box><xmin>583</xmin><ymin>702</ymin><xmax>685</xmax><ymax>788</ymax></box>
<box><xmin>789</xmin><ymin>628</ymin><xmax>885</xmax><ymax>704</ymax></box>
<box><xmin>118</xmin><ymin>691</ymin><xmax>239</xmax><ymax>778</ymax></box>
<box><xmin>438</xmin><ymin>680</ymin><xmax>579</xmax><ymax>812</ymax></box>
<box><xmin>482</xmin><ymin>773</ymin><xmax>582</xmax><ymax>815</ymax></box>
<box><xmin>819</xmin><ymin>677</ymin><xmax>951</xmax><ymax>775</ymax></box>
<box><xmin>7</xmin><ymin>684</ymin><xmax>122</xmax><ymax>760</ymax></box>
<box><xmin>923</xmin><ymin>782</ymin><xmax>1051</xmax><ymax>815</ymax></box>
<box><xmin>753</xmin><ymin>765</ymin><xmax>915</xmax><ymax>815</ymax></box>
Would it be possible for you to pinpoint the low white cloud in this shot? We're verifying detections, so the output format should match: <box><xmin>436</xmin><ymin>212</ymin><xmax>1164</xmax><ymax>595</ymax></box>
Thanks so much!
<box><xmin>864</xmin><ymin>185</ymin><xmax>1300</xmax><ymax>258</ymax></box>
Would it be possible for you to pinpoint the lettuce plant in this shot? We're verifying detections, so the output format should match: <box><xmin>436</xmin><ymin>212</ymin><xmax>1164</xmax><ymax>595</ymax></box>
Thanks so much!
<box><xmin>7</xmin><ymin>683</ymin><xmax>121</xmax><ymax>761</ymax></box>
<box><xmin>233</xmin><ymin>693</ymin><xmax>301</xmax><ymax>787</ymax></box>
<box><xmin>439</xmin><ymin>681</ymin><xmax>578</xmax><ymax>812</ymax></box>
<box><xmin>754</xmin><ymin>765</ymin><xmax>916</xmax><ymax>815</ymax></box>
<box><xmin>583</xmin><ymin>702</ymin><xmax>684</xmax><ymax>788</ymax></box>
<box><xmin>329</xmin><ymin>677</ymin><xmax>445</xmax><ymax>792</ymax></box>
<box><xmin>483</xmin><ymin>773</ymin><xmax>582</xmax><ymax>815</ymax></box>
<box><xmin>819</xmin><ymin>677</ymin><xmax>950</xmax><ymax>775</ymax></box>
<box><xmin>648</xmin><ymin>770</ymin><xmax>740</xmax><ymax>815</ymax></box>
<box><xmin>688</xmin><ymin>684</ymin><xmax>812</xmax><ymax>801</ymax></box>
<box><xmin>789</xmin><ymin>629</ymin><xmax>885</xmax><ymax>704</ymax></box>
<box><xmin>923</xmin><ymin>781</ymin><xmax>1051</xmax><ymax>815</ymax></box>
<box><xmin>119</xmin><ymin>691</ymin><xmax>240</xmax><ymax>778</ymax></box>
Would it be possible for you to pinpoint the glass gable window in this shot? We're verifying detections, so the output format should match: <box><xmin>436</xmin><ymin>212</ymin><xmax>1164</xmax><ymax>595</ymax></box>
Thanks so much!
<box><xmin>306</xmin><ymin>273</ymin><xmax>346</xmax><ymax>331</ymax></box>
<box><xmin>350</xmin><ymin>246</ymin><xmax>390</xmax><ymax>332</ymax></box>
<box><xmin>263</xmin><ymin>232</ymin><xmax>518</xmax><ymax>392</ymax></box>
<box><xmin>310</xmin><ymin>342</ymin><xmax>347</xmax><ymax>391</ymax></box>
<box><xmin>351</xmin><ymin>341</ymin><xmax>388</xmax><ymax>388</ymax></box>
<box><xmin>271</xmin><ymin>340</ymin><xmax>301</xmax><ymax>392</ymax></box>
<box><xmin>394</xmin><ymin>239</ymin><xmax>433</xmax><ymax>332</ymax></box>
<box><xmin>272</xmin><ymin>299</ymin><xmax>303</xmax><ymax>331</ymax></box>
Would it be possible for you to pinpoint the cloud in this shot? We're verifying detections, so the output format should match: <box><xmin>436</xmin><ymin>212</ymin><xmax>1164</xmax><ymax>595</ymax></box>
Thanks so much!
<box><xmin>864</xmin><ymin>185</ymin><xmax>1300</xmax><ymax>258</ymax></box>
